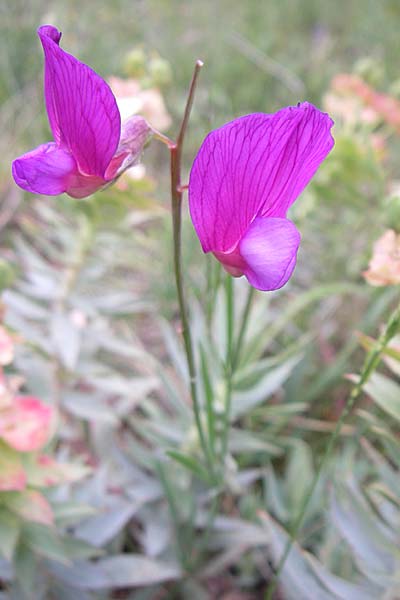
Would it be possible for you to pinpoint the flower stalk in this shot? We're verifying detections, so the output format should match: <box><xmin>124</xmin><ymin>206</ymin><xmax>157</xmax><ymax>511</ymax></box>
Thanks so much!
<box><xmin>232</xmin><ymin>286</ymin><xmax>255</xmax><ymax>370</ymax></box>
<box><xmin>168</xmin><ymin>61</ymin><xmax>215</xmax><ymax>475</ymax></box>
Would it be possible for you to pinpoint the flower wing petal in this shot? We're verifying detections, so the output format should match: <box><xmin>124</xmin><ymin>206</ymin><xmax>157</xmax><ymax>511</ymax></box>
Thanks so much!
<box><xmin>12</xmin><ymin>142</ymin><xmax>77</xmax><ymax>196</ymax></box>
<box><xmin>239</xmin><ymin>217</ymin><xmax>301</xmax><ymax>291</ymax></box>
<box><xmin>189</xmin><ymin>103</ymin><xmax>333</xmax><ymax>253</ymax></box>
<box><xmin>38</xmin><ymin>25</ymin><xmax>121</xmax><ymax>177</ymax></box>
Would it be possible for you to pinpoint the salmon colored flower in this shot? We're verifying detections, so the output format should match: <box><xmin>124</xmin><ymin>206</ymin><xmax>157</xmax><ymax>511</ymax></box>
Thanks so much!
<box><xmin>363</xmin><ymin>229</ymin><xmax>400</xmax><ymax>286</ymax></box>
<box><xmin>12</xmin><ymin>26</ymin><xmax>151</xmax><ymax>199</ymax></box>
<box><xmin>109</xmin><ymin>76</ymin><xmax>172</xmax><ymax>132</ymax></box>
<box><xmin>189</xmin><ymin>103</ymin><xmax>334</xmax><ymax>291</ymax></box>
<box><xmin>331</xmin><ymin>74</ymin><xmax>400</xmax><ymax>133</ymax></box>
<box><xmin>0</xmin><ymin>395</ymin><xmax>53</xmax><ymax>452</ymax></box>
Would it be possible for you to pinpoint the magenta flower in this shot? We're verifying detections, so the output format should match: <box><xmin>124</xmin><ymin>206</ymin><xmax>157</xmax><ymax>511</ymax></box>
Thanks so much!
<box><xmin>189</xmin><ymin>103</ymin><xmax>334</xmax><ymax>291</ymax></box>
<box><xmin>12</xmin><ymin>26</ymin><xmax>150</xmax><ymax>199</ymax></box>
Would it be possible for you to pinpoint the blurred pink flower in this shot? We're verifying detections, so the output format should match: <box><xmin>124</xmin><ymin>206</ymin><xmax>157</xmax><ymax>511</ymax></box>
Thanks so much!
<box><xmin>326</xmin><ymin>74</ymin><xmax>400</xmax><ymax>132</ymax></box>
<box><xmin>0</xmin><ymin>326</ymin><xmax>14</xmax><ymax>366</ymax></box>
<box><xmin>363</xmin><ymin>229</ymin><xmax>400</xmax><ymax>286</ymax></box>
<box><xmin>109</xmin><ymin>76</ymin><xmax>172</xmax><ymax>132</ymax></box>
<box><xmin>0</xmin><ymin>395</ymin><xmax>53</xmax><ymax>452</ymax></box>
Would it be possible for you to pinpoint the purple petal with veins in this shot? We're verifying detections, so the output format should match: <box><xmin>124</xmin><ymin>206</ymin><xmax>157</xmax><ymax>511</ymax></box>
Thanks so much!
<box><xmin>38</xmin><ymin>25</ymin><xmax>120</xmax><ymax>177</ymax></box>
<box><xmin>12</xmin><ymin>142</ymin><xmax>76</xmax><ymax>196</ymax></box>
<box><xmin>189</xmin><ymin>103</ymin><xmax>334</xmax><ymax>291</ymax></box>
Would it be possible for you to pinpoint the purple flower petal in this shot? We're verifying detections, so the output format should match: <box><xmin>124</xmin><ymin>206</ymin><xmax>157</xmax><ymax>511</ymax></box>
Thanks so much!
<box><xmin>240</xmin><ymin>217</ymin><xmax>301</xmax><ymax>291</ymax></box>
<box><xmin>12</xmin><ymin>142</ymin><xmax>77</xmax><ymax>195</ymax></box>
<box><xmin>189</xmin><ymin>103</ymin><xmax>334</xmax><ymax>254</ymax></box>
<box><xmin>38</xmin><ymin>25</ymin><xmax>121</xmax><ymax>178</ymax></box>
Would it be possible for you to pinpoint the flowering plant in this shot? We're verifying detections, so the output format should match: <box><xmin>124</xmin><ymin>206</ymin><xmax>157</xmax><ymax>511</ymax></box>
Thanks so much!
<box><xmin>9</xmin><ymin>20</ymin><xmax>400</xmax><ymax>600</ymax></box>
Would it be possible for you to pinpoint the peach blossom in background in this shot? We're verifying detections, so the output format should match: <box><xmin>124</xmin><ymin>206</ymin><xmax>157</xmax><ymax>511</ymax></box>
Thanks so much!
<box><xmin>363</xmin><ymin>229</ymin><xmax>400</xmax><ymax>286</ymax></box>
<box><xmin>0</xmin><ymin>395</ymin><xmax>53</xmax><ymax>452</ymax></box>
<box><xmin>325</xmin><ymin>73</ymin><xmax>400</xmax><ymax>132</ymax></box>
<box><xmin>109</xmin><ymin>76</ymin><xmax>172</xmax><ymax>132</ymax></box>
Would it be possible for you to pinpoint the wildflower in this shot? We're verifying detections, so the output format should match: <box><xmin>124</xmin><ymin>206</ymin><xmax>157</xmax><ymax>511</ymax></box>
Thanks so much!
<box><xmin>189</xmin><ymin>103</ymin><xmax>334</xmax><ymax>291</ymax></box>
<box><xmin>0</xmin><ymin>395</ymin><xmax>53</xmax><ymax>452</ymax></box>
<box><xmin>363</xmin><ymin>229</ymin><xmax>400</xmax><ymax>286</ymax></box>
<box><xmin>12</xmin><ymin>26</ymin><xmax>151</xmax><ymax>199</ymax></box>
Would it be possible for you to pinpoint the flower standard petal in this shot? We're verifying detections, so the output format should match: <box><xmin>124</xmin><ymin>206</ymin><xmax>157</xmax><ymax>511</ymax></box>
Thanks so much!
<box><xmin>239</xmin><ymin>217</ymin><xmax>301</xmax><ymax>291</ymax></box>
<box><xmin>38</xmin><ymin>25</ymin><xmax>121</xmax><ymax>178</ymax></box>
<box><xmin>12</xmin><ymin>142</ymin><xmax>77</xmax><ymax>196</ymax></box>
<box><xmin>189</xmin><ymin>103</ymin><xmax>334</xmax><ymax>255</ymax></box>
<box><xmin>260</xmin><ymin>103</ymin><xmax>334</xmax><ymax>218</ymax></box>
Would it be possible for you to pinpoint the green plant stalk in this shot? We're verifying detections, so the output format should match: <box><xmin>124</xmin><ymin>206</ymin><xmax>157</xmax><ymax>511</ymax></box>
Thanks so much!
<box><xmin>265</xmin><ymin>298</ymin><xmax>400</xmax><ymax>599</ymax></box>
<box><xmin>169</xmin><ymin>60</ymin><xmax>214</xmax><ymax>474</ymax></box>
<box><xmin>226</xmin><ymin>274</ymin><xmax>234</xmax><ymax>366</ymax></box>
<box><xmin>232</xmin><ymin>285</ymin><xmax>255</xmax><ymax>370</ymax></box>
<box><xmin>200</xmin><ymin>345</ymin><xmax>216</xmax><ymax>457</ymax></box>
<box><xmin>206</xmin><ymin>257</ymin><xmax>222</xmax><ymax>326</ymax></box>
<box><xmin>220</xmin><ymin>278</ymin><xmax>257</xmax><ymax>467</ymax></box>
<box><xmin>219</xmin><ymin>274</ymin><xmax>234</xmax><ymax>463</ymax></box>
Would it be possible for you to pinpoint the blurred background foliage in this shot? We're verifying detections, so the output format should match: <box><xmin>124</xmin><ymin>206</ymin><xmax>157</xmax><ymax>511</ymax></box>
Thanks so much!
<box><xmin>1</xmin><ymin>0</ymin><xmax>400</xmax><ymax>598</ymax></box>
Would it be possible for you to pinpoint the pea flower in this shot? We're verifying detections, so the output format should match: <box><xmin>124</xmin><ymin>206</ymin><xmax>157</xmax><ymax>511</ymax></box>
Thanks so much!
<box><xmin>189</xmin><ymin>103</ymin><xmax>334</xmax><ymax>291</ymax></box>
<box><xmin>12</xmin><ymin>25</ymin><xmax>151</xmax><ymax>199</ymax></box>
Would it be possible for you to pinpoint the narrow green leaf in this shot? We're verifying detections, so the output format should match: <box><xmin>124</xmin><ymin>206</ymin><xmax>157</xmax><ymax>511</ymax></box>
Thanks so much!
<box><xmin>200</xmin><ymin>345</ymin><xmax>216</xmax><ymax>455</ymax></box>
<box><xmin>0</xmin><ymin>509</ymin><xmax>20</xmax><ymax>560</ymax></box>
<box><xmin>363</xmin><ymin>372</ymin><xmax>400</xmax><ymax>423</ymax></box>
<box><xmin>167</xmin><ymin>450</ymin><xmax>210</xmax><ymax>482</ymax></box>
<box><xmin>14</xmin><ymin>542</ymin><xmax>37</xmax><ymax>595</ymax></box>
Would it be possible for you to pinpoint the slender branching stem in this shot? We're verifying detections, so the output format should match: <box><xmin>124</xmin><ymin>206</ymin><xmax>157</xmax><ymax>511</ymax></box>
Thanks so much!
<box><xmin>265</xmin><ymin>299</ymin><xmax>400</xmax><ymax>600</ymax></box>
<box><xmin>168</xmin><ymin>60</ymin><xmax>214</xmax><ymax>475</ymax></box>
<box><xmin>152</xmin><ymin>129</ymin><xmax>175</xmax><ymax>148</ymax></box>
<box><xmin>177</xmin><ymin>61</ymin><xmax>204</xmax><ymax>148</ymax></box>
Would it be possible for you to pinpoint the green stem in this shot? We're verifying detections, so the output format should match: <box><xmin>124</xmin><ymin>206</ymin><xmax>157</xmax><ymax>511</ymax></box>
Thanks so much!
<box><xmin>226</xmin><ymin>274</ymin><xmax>234</xmax><ymax>367</ymax></box>
<box><xmin>169</xmin><ymin>60</ymin><xmax>214</xmax><ymax>474</ymax></box>
<box><xmin>220</xmin><ymin>274</ymin><xmax>234</xmax><ymax>462</ymax></box>
<box><xmin>265</xmin><ymin>299</ymin><xmax>400</xmax><ymax>599</ymax></box>
<box><xmin>232</xmin><ymin>286</ymin><xmax>255</xmax><ymax>370</ymax></box>
<box><xmin>206</xmin><ymin>258</ymin><xmax>222</xmax><ymax>327</ymax></box>
<box><xmin>220</xmin><ymin>279</ymin><xmax>256</xmax><ymax>467</ymax></box>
